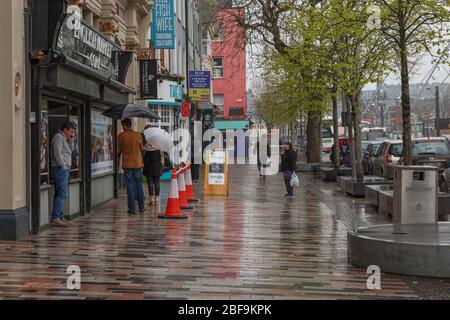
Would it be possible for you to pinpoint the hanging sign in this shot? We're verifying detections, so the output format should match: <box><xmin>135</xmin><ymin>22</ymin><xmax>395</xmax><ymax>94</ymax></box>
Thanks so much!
<box><xmin>112</xmin><ymin>51</ymin><xmax>134</xmax><ymax>83</ymax></box>
<box><xmin>139</xmin><ymin>59</ymin><xmax>158</xmax><ymax>100</ymax></box>
<box><xmin>55</xmin><ymin>13</ymin><xmax>122</xmax><ymax>81</ymax></box>
<box><xmin>152</xmin><ymin>0</ymin><xmax>175</xmax><ymax>49</ymax></box>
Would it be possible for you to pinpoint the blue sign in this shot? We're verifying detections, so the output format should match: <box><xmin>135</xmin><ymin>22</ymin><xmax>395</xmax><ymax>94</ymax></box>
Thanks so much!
<box><xmin>189</xmin><ymin>71</ymin><xmax>211</xmax><ymax>89</ymax></box>
<box><xmin>152</xmin><ymin>0</ymin><xmax>175</xmax><ymax>49</ymax></box>
<box><xmin>189</xmin><ymin>71</ymin><xmax>211</xmax><ymax>101</ymax></box>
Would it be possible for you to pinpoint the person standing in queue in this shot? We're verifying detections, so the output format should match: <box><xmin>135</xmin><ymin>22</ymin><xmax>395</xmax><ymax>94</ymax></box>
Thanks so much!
<box><xmin>118</xmin><ymin>118</ymin><xmax>145</xmax><ymax>214</ymax></box>
<box><xmin>281</xmin><ymin>142</ymin><xmax>298</xmax><ymax>197</ymax></box>
<box><xmin>143</xmin><ymin>125</ymin><xmax>164</xmax><ymax>207</ymax></box>
<box><xmin>50</xmin><ymin>122</ymin><xmax>76</xmax><ymax>227</ymax></box>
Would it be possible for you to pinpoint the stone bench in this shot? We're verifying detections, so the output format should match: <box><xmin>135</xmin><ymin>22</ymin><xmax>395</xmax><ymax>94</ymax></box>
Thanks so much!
<box><xmin>339</xmin><ymin>176</ymin><xmax>393</xmax><ymax>198</ymax></box>
<box><xmin>320</xmin><ymin>167</ymin><xmax>353</xmax><ymax>182</ymax></box>
<box><xmin>378</xmin><ymin>189</ymin><xmax>394</xmax><ymax>216</ymax></box>
<box><xmin>376</xmin><ymin>190</ymin><xmax>449</xmax><ymax>221</ymax></box>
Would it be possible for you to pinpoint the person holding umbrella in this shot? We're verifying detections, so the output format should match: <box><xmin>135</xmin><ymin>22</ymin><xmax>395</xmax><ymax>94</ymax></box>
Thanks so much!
<box><xmin>118</xmin><ymin>118</ymin><xmax>145</xmax><ymax>214</ymax></box>
<box><xmin>103</xmin><ymin>103</ymin><xmax>160</xmax><ymax>214</ymax></box>
<box><xmin>143</xmin><ymin>124</ymin><xmax>165</xmax><ymax>206</ymax></box>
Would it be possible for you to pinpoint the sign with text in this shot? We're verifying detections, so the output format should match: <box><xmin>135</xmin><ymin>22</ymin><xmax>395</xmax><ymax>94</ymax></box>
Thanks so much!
<box><xmin>56</xmin><ymin>13</ymin><xmax>121</xmax><ymax>81</ymax></box>
<box><xmin>204</xmin><ymin>150</ymin><xmax>229</xmax><ymax>196</ymax></box>
<box><xmin>152</xmin><ymin>0</ymin><xmax>175</xmax><ymax>49</ymax></box>
<box><xmin>139</xmin><ymin>60</ymin><xmax>158</xmax><ymax>100</ymax></box>
<box><xmin>189</xmin><ymin>71</ymin><xmax>211</xmax><ymax>101</ymax></box>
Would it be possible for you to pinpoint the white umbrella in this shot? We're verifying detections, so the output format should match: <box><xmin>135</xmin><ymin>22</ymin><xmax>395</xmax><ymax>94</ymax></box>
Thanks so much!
<box><xmin>143</xmin><ymin>127</ymin><xmax>174</xmax><ymax>153</ymax></box>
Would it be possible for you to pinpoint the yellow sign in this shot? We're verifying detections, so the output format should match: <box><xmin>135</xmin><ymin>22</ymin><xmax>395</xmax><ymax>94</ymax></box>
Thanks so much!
<box><xmin>203</xmin><ymin>150</ymin><xmax>229</xmax><ymax>196</ymax></box>
<box><xmin>189</xmin><ymin>88</ymin><xmax>211</xmax><ymax>101</ymax></box>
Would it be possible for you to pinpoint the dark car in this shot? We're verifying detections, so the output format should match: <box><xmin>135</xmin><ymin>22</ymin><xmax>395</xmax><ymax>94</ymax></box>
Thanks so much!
<box><xmin>412</xmin><ymin>138</ymin><xmax>450</xmax><ymax>173</ymax></box>
<box><xmin>362</xmin><ymin>141</ymin><xmax>383</xmax><ymax>175</ymax></box>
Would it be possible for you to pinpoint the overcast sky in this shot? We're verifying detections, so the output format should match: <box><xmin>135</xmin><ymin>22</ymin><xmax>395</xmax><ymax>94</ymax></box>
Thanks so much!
<box><xmin>247</xmin><ymin>50</ymin><xmax>450</xmax><ymax>93</ymax></box>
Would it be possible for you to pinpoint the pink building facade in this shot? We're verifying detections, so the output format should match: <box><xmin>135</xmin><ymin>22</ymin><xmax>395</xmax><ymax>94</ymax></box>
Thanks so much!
<box><xmin>212</xmin><ymin>8</ymin><xmax>247</xmax><ymax>120</ymax></box>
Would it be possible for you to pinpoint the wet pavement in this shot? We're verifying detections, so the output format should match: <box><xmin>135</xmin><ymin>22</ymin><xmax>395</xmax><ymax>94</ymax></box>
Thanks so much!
<box><xmin>0</xmin><ymin>165</ymin><xmax>449</xmax><ymax>299</ymax></box>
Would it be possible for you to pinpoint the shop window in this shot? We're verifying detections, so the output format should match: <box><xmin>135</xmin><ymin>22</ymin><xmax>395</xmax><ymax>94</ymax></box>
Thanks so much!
<box><xmin>213</xmin><ymin>58</ymin><xmax>224</xmax><ymax>78</ymax></box>
<box><xmin>91</xmin><ymin>110</ymin><xmax>114</xmax><ymax>177</ymax></box>
<box><xmin>146</xmin><ymin>105</ymin><xmax>174</xmax><ymax>132</ymax></box>
<box><xmin>161</xmin><ymin>108</ymin><xmax>171</xmax><ymax>124</ymax></box>
<box><xmin>148</xmin><ymin>105</ymin><xmax>159</xmax><ymax>124</ymax></box>
<box><xmin>44</xmin><ymin>101</ymin><xmax>82</xmax><ymax>184</ymax></box>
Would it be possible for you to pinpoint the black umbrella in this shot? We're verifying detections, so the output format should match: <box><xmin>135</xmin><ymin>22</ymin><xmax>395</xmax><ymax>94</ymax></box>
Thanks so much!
<box><xmin>103</xmin><ymin>103</ymin><xmax>160</xmax><ymax>120</ymax></box>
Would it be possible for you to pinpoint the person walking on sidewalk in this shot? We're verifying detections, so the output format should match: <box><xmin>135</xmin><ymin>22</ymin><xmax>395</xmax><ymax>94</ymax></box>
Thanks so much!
<box><xmin>257</xmin><ymin>135</ymin><xmax>271</xmax><ymax>178</ymax></box>
<box><xmin>281</xmin><ymin>142</ymin><xmax>297</xmax><ymax>197</ymax></box>
<box><xmin>118</xmin><ymin>118</ymin><xmax>145</xmax><ymax>214</ymax></box>
<box><xmin>143</xmin><ymin>126</ymin><xmax>164</xmax><ymax>207</ymax></box>
<box><xmin>50</xmin><ymin>122</ymin><xmax>76</xmax><ymax>227</ymax></box>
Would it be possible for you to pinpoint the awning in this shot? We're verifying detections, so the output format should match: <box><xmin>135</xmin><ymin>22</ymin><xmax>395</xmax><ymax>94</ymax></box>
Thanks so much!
<box><xmin>214</xmin><ymin>120</ymin><xmax>249</xmax><ymax>130</ymax></box>
<box><xmin>147</xmin><ymin>101</ymin><xmax>181</xmax><ymax>107</ymax></box>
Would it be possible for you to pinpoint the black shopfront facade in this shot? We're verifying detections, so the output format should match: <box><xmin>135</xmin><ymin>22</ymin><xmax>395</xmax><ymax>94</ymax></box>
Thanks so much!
<box><xmin>29</xmin><ymin>1</ymin><xmax>134</xmax><ymax>234</ymax></box>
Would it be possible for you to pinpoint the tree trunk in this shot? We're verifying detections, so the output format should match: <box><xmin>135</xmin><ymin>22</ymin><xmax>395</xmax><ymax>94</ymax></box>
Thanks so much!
<box><xmin>351</xmin><ymin>94</ymin><xmax>364</xmax><ymax>181</ymax></box>
<box><xmin>306</xmin><ymin>111</ymin><xmax>321</xmax><ymax>163</ymax></box>
<box><xmin>332</xmin><ymin>94</ymin><xmax>340</xmax><ymax>169</ymax></box>
<box><xmin>344</xmin><ymin>93</ymin><xmax>356</xmax><ymax>178</ymax></box>
<box><xmin>400</xmin><ymin>42</ymin><xmax>412</xmax><ymax>165</ymax></box>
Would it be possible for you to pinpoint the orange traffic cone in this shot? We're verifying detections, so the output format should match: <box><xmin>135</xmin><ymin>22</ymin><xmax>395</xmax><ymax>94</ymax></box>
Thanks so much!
<box><xmin>178</xmin><ymin>165</ymin><xmax>194</xmax><ymax>210</ymax></box>
<box><xmin>159</xmin><ymin>169</ymin><xmax>188</xmax><ymax>220</ymax></box>
<box><xmin>185</xmin><ymin>164</ymin><xmax>198</xmax><ymax>203</ymax></box>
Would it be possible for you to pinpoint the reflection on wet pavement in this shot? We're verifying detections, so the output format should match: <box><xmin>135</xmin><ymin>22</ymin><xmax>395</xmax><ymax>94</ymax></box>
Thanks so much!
<box><xmin>0</xmin><ymin>165</ymin><xmax>441</xmax><ymax>299</ymax></box>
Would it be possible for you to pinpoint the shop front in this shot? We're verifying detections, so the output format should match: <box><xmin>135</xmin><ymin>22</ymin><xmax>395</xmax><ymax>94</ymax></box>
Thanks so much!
<box><xmin>30</xmin><ymin>10</ymin><xmax>134</xmax><ymax>234</ymax></box>
<box><xmin>213</xmin><ymin>120</ymin><xmax>250</xmax><ymax>161</ymax></box>
<box><xmin>147</xmin><ymin>78</ymin><xmax>185</xmax><ymax>133</ymax></box>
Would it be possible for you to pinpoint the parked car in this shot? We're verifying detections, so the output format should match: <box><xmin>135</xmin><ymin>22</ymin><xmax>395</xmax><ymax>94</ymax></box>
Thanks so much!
<box><xmin>361</xmin><ymin>141</ymin><xmax>370</xmax><ymax>158</ymax></box>
<box><xmin>372</xmin><ymin>140</ymin><xmax>403</xmax><ymax>179</ymax></box>
<box><xmin>362</xmin><ymin>141</ymin><xmax>384</xmax><ymax>175</ymax></box>
<box><xmin>411</xmin><ymin>137</ymin><xmax>450</xmax><ymax>173</ymax></box>
<box><xmin>440</xmin><ymin>168</ymin><xmax>450</xmax><ymax>193</ymax></box>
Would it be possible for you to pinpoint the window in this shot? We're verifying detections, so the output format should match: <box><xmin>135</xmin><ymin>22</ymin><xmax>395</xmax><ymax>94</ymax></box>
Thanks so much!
<box><xmin>213</xmin><ymin>94</ymin><xmax>225</xmax><ymax>110</ymax></box>
<box><xmin>212</xmin><ymin>22</ymin><xmax>223</xmax><ymax>41</ymax></box>
<box><xmin>412</xmin><ymin>140</ymin><xmax>450</xmax><ymax>156</ymax></box>
<box><xmin>389</xmin><ymin>144</ymin><xmax>403</xmax><ymax>157</ymax></box>
<box><xmin>43</xmin><ymin>101</ymin><xmax>82</xmax><ymax>184</ymax></box>
<box><xmin>213</xmin><ymin>57</ymin><xmax>224</xmax><ymax>78</ymax></box>
<box><xmin>148</xmin><ymin>105</ymin><xmax>159</xmax><ymax>124</ymax></box>
<box><xmin>147</xmin><ymin>105</ymin><xmax>173</xmax><ymax>131</ymax></box>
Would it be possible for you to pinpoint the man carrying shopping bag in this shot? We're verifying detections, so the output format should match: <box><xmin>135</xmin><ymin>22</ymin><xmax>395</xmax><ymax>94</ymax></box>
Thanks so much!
<box><xmin>281</xmin><ymin>142</ymin><xmax>298</xmax><ymax>197</ymax></box>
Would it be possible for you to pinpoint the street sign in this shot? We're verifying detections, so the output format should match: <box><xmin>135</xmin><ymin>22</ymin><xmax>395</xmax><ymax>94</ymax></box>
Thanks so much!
<box><xmin>189</xmin><ymin>71</ymin><xmax>211</xmax><ymax>101</ymax></box>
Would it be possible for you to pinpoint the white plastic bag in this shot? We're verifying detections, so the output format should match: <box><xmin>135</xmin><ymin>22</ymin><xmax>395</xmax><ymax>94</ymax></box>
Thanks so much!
<box><xmin>290</xmin><ymin>172</ymin><xmax>300</xmax><ymax>188</ymax></box>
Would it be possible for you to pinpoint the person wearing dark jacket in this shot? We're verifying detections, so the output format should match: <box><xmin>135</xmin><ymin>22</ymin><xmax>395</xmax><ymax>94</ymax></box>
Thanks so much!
<box><xmin>281</xmin><ymin>142</ymin><xmax>297</xmax><ymax>197</ymax></box>
<box><xmin>143</xmin><ymin>144</ymin><xmax>164</xmax><ymax>206</ymax></box>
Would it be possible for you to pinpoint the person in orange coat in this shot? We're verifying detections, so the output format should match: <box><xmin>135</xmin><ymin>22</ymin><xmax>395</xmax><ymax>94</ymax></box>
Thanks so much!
<box><xmin>118</xmin><ymin>118</ymin><xmax>145</xmax><ymax>214</ymax></box>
